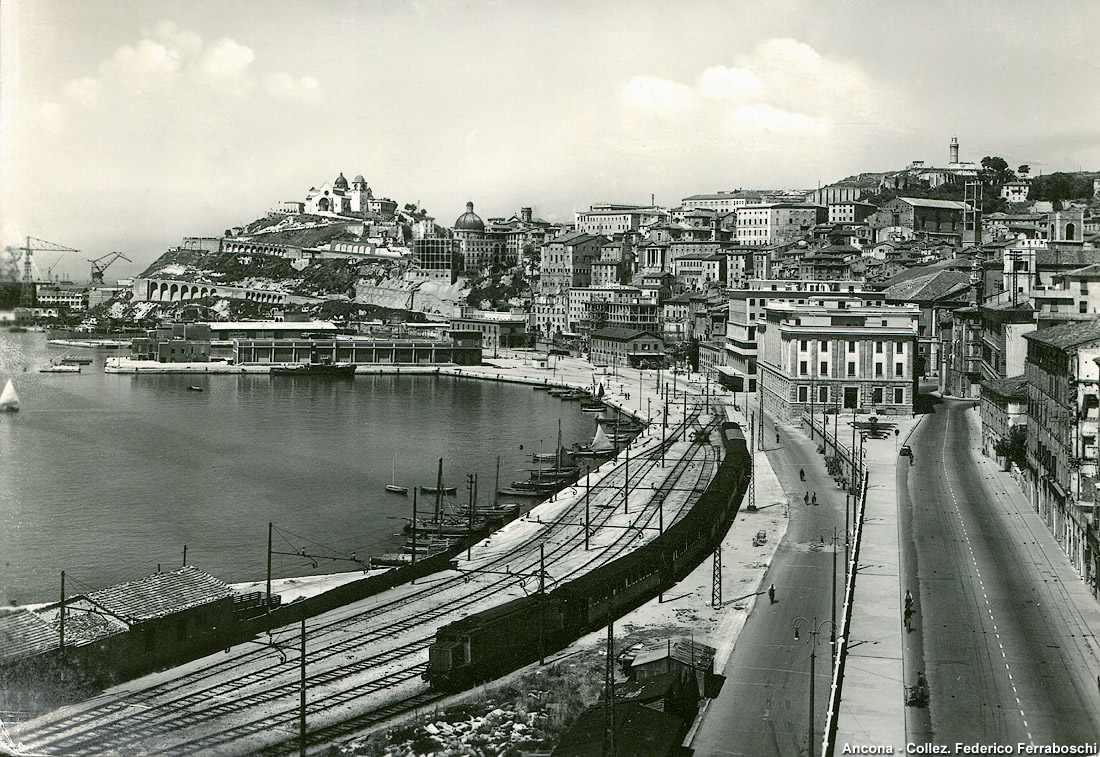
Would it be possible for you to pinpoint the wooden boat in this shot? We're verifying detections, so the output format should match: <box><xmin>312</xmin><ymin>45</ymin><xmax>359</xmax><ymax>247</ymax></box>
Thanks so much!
<box><xmin>186</xmin><ymin>385</ymin><xmax>204</xmax><ymax>392</ymax></box>
<box><xmin>403</xmin><ymin>518</ymin><xmax>487</xmax><ymax>537</ymax></box>
<box><xmin>39</xmin><ymin>364</ymin><xmax>80</xmax><ymax>373</ymax></box>
<box><xmin>419</xmin><ymin>485</ymin><xmax>457</xmax><ymax>496</ymax></box>
<box><xmin>497</xmin><ymin>487</ymin><xmax>549</xmax><ymax>498</ymax></box>
<box><xmin>386</xmin><ymin>458</ymin><xmax>408</xmax><ymax>494</ymax></box>
<box><xmin>59</xmin><ymin>355</ymin><xmax>93</xmax><ymax>365</ymax></box>
<box><xmin>270</xmin><ymin>353</ymin><xmax>355</xmax><ymax>377</ymax></box>
<box><xmin>1</xmin><ymin>379</ymin><xmax>19</xmax><ymax>412</ymax></box>
<box><xmin>580</xmin><ymin>401</ymin><xmax>606</xmax><ymax>412</ymax></box>
<box><xmin>454</xmin><ymin>503</ymin><xmax>519</xmax><ymax>519</ymax></box>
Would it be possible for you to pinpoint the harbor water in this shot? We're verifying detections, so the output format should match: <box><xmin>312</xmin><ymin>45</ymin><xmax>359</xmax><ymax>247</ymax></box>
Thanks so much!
<box><xmin>0</xmin><ymin>333</ymin><xmax>595</xmax><ymax>604</ymax></box>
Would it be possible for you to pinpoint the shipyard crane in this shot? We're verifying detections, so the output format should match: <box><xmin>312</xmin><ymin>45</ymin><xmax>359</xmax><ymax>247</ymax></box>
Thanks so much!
<box><xmin>12</xmin><ymin>237</ymin><xmax>79</xmax><ymax>305</ymax></box>
<box><xmin>89</xmin><ymin>252</ymin><xmax>131</xmax><ymax>286</ymax></box>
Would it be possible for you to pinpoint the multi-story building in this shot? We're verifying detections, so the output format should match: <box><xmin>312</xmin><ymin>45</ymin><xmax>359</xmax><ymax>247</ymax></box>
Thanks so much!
<box><xmin>452</xmin><ymin>202</ymin><xmax>509</xmax><ymax>272</ymax></box>
<box><xmin>723</xmin><ymin>280</ymin><xmax>882</xmax><ymax>393</ymax></box>
<box><xmin>451</xmin><ymin>312</ymin><xmax>528</xmax><ymax>352</ymax></box>
<box><xmin>486</xmin><ymin>207</ymin><xmax>561</xmax><ymax>263</ymax></box>
<box><xmin>757</xmin><ymin>301</ymin><xmax>919</xmax><ymax>420</ymax></box>
<box><xmin>590</xmin><ymin>238</ymin><xmax>634</xmax><ymax>287</ymax></box>
<box><xmin>589</xmin><ymin>328</ymin><xmax>665</xmax><ymax>369</ymax></box>
<box><xmin>662</xmin><ymin>294</ymin><xmax>691</xmax><ymax>343</ymax></box>
<box><xmin>536</xmin><ymin>232</ymin><xmax>602</xmax><ymax>337</ymax></box>
<box><xmin>867</xmin><ymin>197</ymin><xmax>970</xmax><ymax>245</ymax></box>
<box><xmin>575</xmin><ymin>204</ymin><xmax>668</xmax><ymax>235</ymax></box>
<box><xmin>1000</xmin><ymin>180</ymin><xmax>1032</xmax><ymax>203</ymax></box>
<box><xmin>736</xmin><ymin>204</ymin><xmax>827</xmax><ymax>247</ymax></box>
<box><xmin>568</xmin><ymin>286</ymin><xmax>659</xmax><ymax>335</ymax></box>
<box><xmin>33</xmin><ymin>284</ymin><xmax>89</xmax><ymax>310</ymax></box>
<box><xmin>979</xmin><ymin>375</ymin><xmax>1028</xmax><ymax>464</ymax></box>
<box><xmin>827</xmin><ymin>202</ymin><xmax>877</xmax><ymax>225</ymax></box>
<box><xmin>411</xmin><ymin>237</ymin><xmax>459</xmax><ymax>280</ymax></box>
<box><xmin>680</xmin><ymin>191</ymin><xmax>762</xmax><ymax>212</ymax></box>
<box><xmin>674</xmin><ymin>253</ymin><xmax>726</xmax><ymax>291</ymax></box>
<box><xmin>1033</xmin><ymin>263</ymin><xmax>1100</xmax><ymax>327</ymax></box>
<box><xmin>1023</xmin><ymin>321</ymin><xmax>1100</xmax><ymax>592</ymax></box>
<box><xmin>880</xmin><ymin>268</ymin><xmax>971</xmax><ymax>379</ymax></box>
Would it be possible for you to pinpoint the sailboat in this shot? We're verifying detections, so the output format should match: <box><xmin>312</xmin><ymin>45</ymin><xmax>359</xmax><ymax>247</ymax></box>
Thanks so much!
<box><xmin>1</xmin><ymin>379</ymin><xmax>19</xmax><ymax>413</ymax></box>
<box><xmin>572</xmin><ymin>424</ymin><xmax>615</xmax><ymax>457</ymax></box>
<box><xmin>385</xmin><ymin>457</ymin><xmax>408</xmax><ymax>494</ymax></box>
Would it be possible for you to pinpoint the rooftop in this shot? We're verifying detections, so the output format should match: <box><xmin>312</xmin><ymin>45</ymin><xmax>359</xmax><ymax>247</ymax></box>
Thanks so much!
<box><xmin>86</xmin><ymin>566</ymin><xmax>235</xmax><ymax>625</ymax></box>
<box><xmin>895</xmin><ymin>197</ymin><xmax>969</xmax><ymax>211</ymax></box>
<box><xmin>0</xmin><ymin>609</ymin><xmax>57</xmax><ymax>663</ymax></box>
<box><xmin>590</xmin><ymin>327</ymin><xmax>661</xmax><ymax>342</ymax></box>
<box><xmin>1022</xmin><ymin>320</ymin><xmax>1100</xmax><ymax>349</ymax></box>
<box><xmin>881</xmin><ymin>270</ymin><xmax>971</xmax><ymax>303</ymax></box>
<box><xmin>981</xmin><ymin>375</ymin><xmax>1028</xmax><ymax>401</ymax></box>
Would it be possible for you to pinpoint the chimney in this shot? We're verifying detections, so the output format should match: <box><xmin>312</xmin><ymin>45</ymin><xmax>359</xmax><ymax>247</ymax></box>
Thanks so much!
<box><xmin>950</xmin><ymin>136</ymin><xmax>959</xmax><ymax>165</ymax></box>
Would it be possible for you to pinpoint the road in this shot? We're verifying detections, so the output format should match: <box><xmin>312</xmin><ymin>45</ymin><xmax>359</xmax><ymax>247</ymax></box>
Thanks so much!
<box><xmin>900</xmin><ymin>398</ymin><xmax>1100</xmax><ymax>745</ymax></box>
<box><xmin>692</xmin><ymin>419</ymin><xmax>845</xmax><ymax>757</ymax></box>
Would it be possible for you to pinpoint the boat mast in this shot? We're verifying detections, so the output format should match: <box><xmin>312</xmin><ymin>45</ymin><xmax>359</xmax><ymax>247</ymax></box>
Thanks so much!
<box><xmin>435</xmin><ymin>457</ymin><xmax>444</xmax><ymax>539</ymax></box>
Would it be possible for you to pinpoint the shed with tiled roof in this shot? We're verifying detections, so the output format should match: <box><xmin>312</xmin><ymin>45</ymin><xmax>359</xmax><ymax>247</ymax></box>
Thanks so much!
<box><xmin>86</xmin><ymin>566</ymin><xmax>235</xmax><ymax>625</ymax></box>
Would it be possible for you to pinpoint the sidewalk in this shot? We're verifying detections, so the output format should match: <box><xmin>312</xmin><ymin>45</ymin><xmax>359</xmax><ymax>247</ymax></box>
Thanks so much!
<box><xmin>831</xmin><ymin>413</ymin><xmax>922</xmax><ymax>751</ymax></box>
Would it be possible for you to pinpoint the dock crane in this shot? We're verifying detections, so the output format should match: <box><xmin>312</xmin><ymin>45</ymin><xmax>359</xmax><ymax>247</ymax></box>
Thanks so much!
<box><xmin>13</xmin><ymin>237</ymin><xmax>79</xmax><ymax>305</ymax></box>
<box><xmin>89</xmin><ymin>252</ymin><xmax>131</xmax><ymax>286</ymax></box>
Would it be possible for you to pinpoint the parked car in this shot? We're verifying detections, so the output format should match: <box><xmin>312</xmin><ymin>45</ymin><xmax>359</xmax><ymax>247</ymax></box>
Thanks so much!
<box><xmin>899</xmin><ymin>445</ymin><xmax>912</xmax><ymax>457</ymax></box>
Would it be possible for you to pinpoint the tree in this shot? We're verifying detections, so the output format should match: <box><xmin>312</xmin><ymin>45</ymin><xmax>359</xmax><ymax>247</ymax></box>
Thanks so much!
<box><xmin>1017</xmin><ymin>164</ymin><xmax>1030</xmax><ymax>176</ymax></box>
<box><xmin>979</xmin><ymin>156</ymin><xmax>1016</xmax><ymax>187</ymax></box>
<box><xmin>992</xmin><ymin>425</ymin><xmax>1027</xmax><ymax>471</ymax></box>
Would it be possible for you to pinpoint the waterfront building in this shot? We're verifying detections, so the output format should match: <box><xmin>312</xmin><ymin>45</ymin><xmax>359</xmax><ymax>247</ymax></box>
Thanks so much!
<box><xmin>1022</xmin><ymin>320</ymin><xmax>1100</xmax><ymax>594</ymax></box>
<box><xmin>588</xmin><ymin>328</ymin><xmax>665</xmax><ymax>369</ymax></box>
<box><xmin>536</xmin><ymin>232</ymin><xmax>602</xmax><ymax>337</ymax></box>
<box><xmin>568</xmin><ymin>285</ymin><xmax>660</xmax><ymax>335</ymax></box>
<box><xmin>722</xmin><ymin>280</ymin><xmax>879</xmax><ymax>393</ymax></box>
<box><xmin>33</xmin><ymin>284</ymin><xmax>88</xmax><ymax>310</ymax></box>
<box><xmin>451</xmin><ymin>312</ymin><xmax>528</xmax><ymax>352</ymax></box>
<box><xmin>233</xmin><ymin>331</ymin><xmax>482</xmax><ymax>366</ymax></box>
<box><xmin>757</xmin><ymin>301</ymin><xmax>918</xmax><ymax>420</ymax></box>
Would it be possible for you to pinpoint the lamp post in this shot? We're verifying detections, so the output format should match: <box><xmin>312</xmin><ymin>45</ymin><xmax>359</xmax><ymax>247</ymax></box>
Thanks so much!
<box><xmin>793</xmin><ymin>616</ymin><xmax>837</xmax><ymax>757</ymax></box>
<box><xmin>819</xmin><ymin>528</ymin><xmax>839</xmax><ymax>643</ymax></box>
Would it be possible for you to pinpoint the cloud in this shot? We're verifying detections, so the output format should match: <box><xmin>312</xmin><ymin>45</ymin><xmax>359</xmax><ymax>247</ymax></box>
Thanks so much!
<box><xmin>620</xmin><ymin>75</ymin><xmax>698</xmax><ymax>113</ymax></box>
<box><xmin>101</xmin><ymin>38</ymin><xmax>182</xmax><ymax>84</ymax></box>
<box><xmin>728</xmin><ymin>104</ymin><xmax>827</xmax><ymax>135</ymax></box>
<box><xmin>64</xmin><ymin>77</ymin><xmax>101</xmax><ymax>107</ymax></box>
<box><xmin>199</xmin><ymin>38</ymin><xmax>255</xmax><ymax>79</ymax></box>
<box><xmin>698</xmin><ymin>66</ymin><xmax>766</xmax><ymax>104</ymax></box>
<box><xmin>264</xmin><ymin>72</ymin><xmax>320</xmax><ymax>101</ymax></box>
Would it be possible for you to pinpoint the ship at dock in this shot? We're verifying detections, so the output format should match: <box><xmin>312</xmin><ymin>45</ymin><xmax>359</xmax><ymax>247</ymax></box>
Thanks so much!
<box><xmin>270</xmin><ymin>351</ymin><xmax>356</xmax><ymax>377</ymax></box>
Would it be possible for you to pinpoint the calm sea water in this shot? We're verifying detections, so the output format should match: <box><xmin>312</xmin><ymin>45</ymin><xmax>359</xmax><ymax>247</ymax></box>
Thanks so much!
<box><xmin>0</xmin><ymin>333</ymin><xmax>595</xmax><ymax>604</ymax></box>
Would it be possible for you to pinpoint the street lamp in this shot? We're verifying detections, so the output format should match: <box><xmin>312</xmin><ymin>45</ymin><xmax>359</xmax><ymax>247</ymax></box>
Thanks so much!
<box><xmin>793</xmin><ymin>616</ymin><xmax>837</xmax><ymax>757</ymax></box>
<box><xmin>818</xmin><ymin>528</ymin><xmax>839</xmax><ymax>643</ymax></box>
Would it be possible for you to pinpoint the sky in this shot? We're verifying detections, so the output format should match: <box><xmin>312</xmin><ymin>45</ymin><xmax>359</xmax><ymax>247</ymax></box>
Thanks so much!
<box><xmin>2</xmin><ymin>0</ymin><xmax>1098</xmax><ymax>281</ymax></box>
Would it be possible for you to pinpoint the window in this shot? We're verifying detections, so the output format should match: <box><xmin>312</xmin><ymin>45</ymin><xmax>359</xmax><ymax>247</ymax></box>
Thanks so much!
<box><xmin>848</xmin><ymin>361</ymin><xmax>856</xmax><ymax>377</ymax></box>
<box><xmin>749</xmin><ymin>299</ymin><xmax>755</xmax><ymax>306</ymax></box>
<box><xmin>895</xmin><ymin>363</ymin><xmax>904</xmax><ymax>377</ymax></box>
<box><xmin>798</xmin><ymin>386</ymin><xmax>808</xmax><ymax>402</ymax></box>
<box><xmin>873</xmin><ymin>387</ymin><xmax>883</xmax><ymax>404</ymax></box>
<box><xmin>1081</xmin><ymin>302</ymin><xmax>1089</xmax><ymax>314</ymax></box>
<box><xmin>894</xmin><ymin>387</ymin><xmax>904</xmax><ymax>404</ymax></box>
<box><xmin>875</xmin><ymin>363</ymin><xmax>883</xmax><ymax>377</ymax></box>
<box><xmin>800</xmin><ymin>360</ymin><xmax>808</xmax><ymax>376</ymax></box>
<box><xmin>800</xmin><ymin>339</ymin><xmax>808</xmax><ymax>351</ymax></box>
<box><xmin>819</xmin><ymin>386</ymin><xmax>828</xmax><ymax>403</ymax></box>
<box><xmin>876</xmin><ymin>341</ymin><xmax>883</xmax><ymax>354</ymax></box>
<box><xmin>820</xmin><ymin>360</ymin><xmax>828</xmax><ymax>376</ymax></box>
<box><xmin>848</xmin><ymin>340</ymin><xmax>856</xmax><ymax>352</ymax></box>
<box><xmin>821</xmin><ymin>341</ymin><xmax>829</xmax><ymax>352</ymax></box>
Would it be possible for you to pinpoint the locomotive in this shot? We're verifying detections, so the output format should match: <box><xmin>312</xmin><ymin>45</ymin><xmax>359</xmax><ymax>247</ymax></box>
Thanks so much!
<box><xmin>426</xmin><ymin>422</ymin><xmax>749</xmax><ymax>691</ymax></box>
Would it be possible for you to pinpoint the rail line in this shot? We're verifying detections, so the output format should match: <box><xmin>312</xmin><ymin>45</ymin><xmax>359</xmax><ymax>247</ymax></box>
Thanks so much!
<box><xmin>13</xmin><ymin>406</ymin><xmax>722</xmax><ymax>755</ymax></box>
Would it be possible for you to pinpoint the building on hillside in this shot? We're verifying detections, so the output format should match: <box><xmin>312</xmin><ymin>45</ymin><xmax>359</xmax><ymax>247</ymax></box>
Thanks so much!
<box><xmin>867</xmin><ymin>197</ymin><xmax>969</xmax><ymax>245</ymax></box>
<box><xmin>680</xmin><ymin>191</ymin><xmax>762</xmax><ymax>212</ymax></box>
<box><xmin>980</xmin><ymin>375</ymin><xmax>1028</xmax><ymax>465</ymax></box>
<box><xmin>1033</xmin><ymin>263</ymin><xmax>1100</xmax><ymax>327</ymax></box>
<box><xmin>575</xmin><ymin>204</ymin><xmax>668</xmax><ymax>235</ymax></box>
<box><xmin>536</xmin><ymin>232</ymin><xmax>603</xmax><ymax>337</ymax></box>
<box><xmin>662</xmin><ymin>294</ymin><xmax>691</xmax><ymax>343</ymax></box>
<box><xmin>1023</xmin><ymin>321</ymin><xmax>1100</xmax><ymax>594</ymax></box>
<box><xmin>1000</xmin><ymin>180</ymin><xmax>1032</xmax><ymax>203</ymax></box>
<box><xmin>588</xmin><ymin>328</ymin><xmax>665</xmax><ymax>369</ymax></box>
<box><xmin>568</xmin><ymin>285</ymin><xmax>660</xmax><ymax>335</ymax></box>
<box><xmin>674</xmin><ymin>253</ymin><xmax>726</xmax><ymax>290</ymax></box>
<box><xmin>757</xmin><ymin>302</ymin><xmax>919</xmax><ymax>420</ymax></box>
<box><xmin>806</xmin><ymin>184</ymin><xmax>865</xmax><ymax>206</ymax></box>
<box><xmin>795</xmin><ymin>245</ymin><xmax>860</xmax><ymax>281</ymax></box>
<box><xmin>880</xmin><ymin>269</ymin><xmax>971</xmax><ymax>378</ymax></box>
<box><xmin>303</xmin><ymin>173</ymin><xmax>396</xmax><ymax>218</ymax></box>
<box><xmin>452</xmin><ymin>202</ymin><xmax>509</xmax><ymax>272</ymax></box>
<box><xmin>735</xmin><ymin>204</ymin><xmax>827</xmax><ymax>247</ymax></box>
<box><xmin>827</xmin><ymin>202</ymin><xmax>877</xmax><ymax>224</ymax></box>
<box><xmin>591</xmin><ymin>238</ymin><xmax>634</xmax><ymax>286</ymax></box>
<box><xmin>234</xmin><ymin>331</ymin><xmax>482</xmax><ymax>366</ymax></box>
<box><xmin>33</xmin><ymin>284</ymin><xmax>89</xmax><ymax>310</ymax></box>
<box><xmin>487</xmin><ymin>206</ymin><xmax>561</xmax><ymax>263</ymax></box>
<box><xmin>411</xmin><ymin>237</ymin><xmax>460</xmax><ymax>281</ymax></box>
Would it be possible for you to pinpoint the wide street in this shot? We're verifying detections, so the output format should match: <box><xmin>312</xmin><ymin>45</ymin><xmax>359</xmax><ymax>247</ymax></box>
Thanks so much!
<box><xmin>900</xmin><ymin>398</ymin><xmax>1100</xmax><ymax>745</ymax></box>
<box><xmin>692</xmin><ymin>415</ymin><xmax>845</xmax><ymax>757</ymax></box>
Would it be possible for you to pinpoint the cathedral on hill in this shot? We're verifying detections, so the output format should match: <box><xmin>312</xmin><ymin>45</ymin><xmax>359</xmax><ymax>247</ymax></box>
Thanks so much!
<box><xmin>283</xmin><ymin>172</ymin><xmax>397</xmax><ymax>218</ymax></box>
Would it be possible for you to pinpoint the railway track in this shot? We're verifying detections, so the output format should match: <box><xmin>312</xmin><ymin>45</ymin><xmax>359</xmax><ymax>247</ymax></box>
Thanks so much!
<box><xmin>12</xmin><ymin>406</ymin><xmax>723</xmax><ymax>755</ymax></box>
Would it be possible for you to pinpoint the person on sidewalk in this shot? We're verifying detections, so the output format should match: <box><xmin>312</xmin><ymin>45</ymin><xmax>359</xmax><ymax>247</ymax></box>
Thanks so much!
<box><xmin>776</xmin><ymin>431</ymin><xmax>780</xmax><ymax>445</ymax></box>
<box><xmin>812</xmin><ymin>492</ymin><xmax>817</xmax><ymax>505</ymax></box>
<box><xmin>800</xmin><ymin>468</ymin><xmax>805</xmax><ymax>481</ymax></box>
<box><xmin>804</xmin><ymin>491</ymin><xmax>810</xmax><ymax>505</ymax></box>
<box><xmin>768</xmin><ymin>584</ymin><xmax>775</xmax><ymax>604</ymax></box>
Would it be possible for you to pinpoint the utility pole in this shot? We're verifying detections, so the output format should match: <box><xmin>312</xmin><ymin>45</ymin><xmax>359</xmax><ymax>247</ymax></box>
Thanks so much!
<box><xmin>538</xmin><ymin>544</ymin><xmax>546</xmax><ymax>665</ymax></box>
<box><xmin>711</xmin><ymin>545</ymin><xmax>722</xmax><ymax>609</ymax></box>
<box><xmin>585</xmin><ymin>465</ymin><xmax>591</xmax><ymax>551</ymax></box>
<box><xmin>623</xmin><ymin>442</ymin><xmax>630</xmax><ymax>514</ymax></box>
<box><xmin>603</xmin><ymin>615</ymin><xmax>616</xmax><ymax>757</ymax></box>
<box><xmin>183</xmin><ymin>544</ymin><xmax>187</xmax><ymax>567</ymax></box>
<box><xmin>60</xmin><ymin>571</ymin><xmax>66</xmax><ymax>661</ymax></box>
<box><xmin>267</xmin><ymin>522</ymin><xmax>273</xmax><ymax>614</ymax></box>
<box><xmin>299</xmin><ymin>618</ymin><xmax>307</xmax><ymax>757</ymax></box>
<box><xmin>411</xmin><ymin>489</ymin><xmax>418</xmax><ymax>571</ymax></box>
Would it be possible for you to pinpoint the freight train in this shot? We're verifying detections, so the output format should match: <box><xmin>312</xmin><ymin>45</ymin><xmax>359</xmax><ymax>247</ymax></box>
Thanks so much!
<box><xmin>425</xmin><ymin>421</ymin><xmax>749</xmax><ymax>691</ymax></box>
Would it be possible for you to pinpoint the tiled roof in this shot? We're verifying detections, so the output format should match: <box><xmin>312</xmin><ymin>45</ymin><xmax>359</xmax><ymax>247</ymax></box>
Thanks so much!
<box><xmin>87</xmin><ymin>566</ymin><xmax>234</xmax><ymax>624</ymax></box>
<box><xmin>1036</xmin><ymin>249</ymin><xmax>1100</xmax><ymax>269</ymax></box>
<box><xmin>882</xmin><ymin>270</ymin><xmax>971</xmax><ymax>303</ymax></box>
<box><xmin>1066</xmin><ymin>263</ymin><xmax>1100</xmax><ymax>278</ymax></box>
<box><xmin>981</xmin><ymin>375</ymin><xmax>1028</xmax><ymax>401</ymax></box>
<box><xmin>1023</xmin><ymin>320</ymin><xmax>1100</xmax><ymax>349</ymax></box>
<box><xmin>590</xmin><ymin>327</ymin><xmax>660</xmax><ymax>342</ymax></box>
<box><xmin>0</xmin><ymin>609</ymin><xmax>58</xmax><ymax>663</ymax></box>
<box><xmin>896</xmin><ymin>197</ymin><xmax>969</xmax><ymax>211</ymax></box>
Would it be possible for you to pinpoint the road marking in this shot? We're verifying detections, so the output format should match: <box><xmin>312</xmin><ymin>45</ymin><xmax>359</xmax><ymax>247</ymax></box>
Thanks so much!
<box><xmin>940</xmin><ymin>410</ymin><xmax>1034</xmax><ymax>744</ymax></box>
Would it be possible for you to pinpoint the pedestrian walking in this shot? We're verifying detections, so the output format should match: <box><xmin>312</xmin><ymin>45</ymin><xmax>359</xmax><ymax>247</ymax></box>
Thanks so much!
<box><xmin>804</xmin><ymin>491</ymin><xmax>810</xmax><ymax>505</ymax></box>
<box><xmin>812</xmin><ymin>492</ymin><xmax>817</xmax><ymax>505</ymax></box>
<box><xmin>768</xmin><ymin>584</ymin><xmax>775</xmax><ymax>604</ymax></box>
<box><xmin>776</xmin><ymin>431</ymin><xmax>780</xmax><ymax>445</ymax></box>
<box><xmin>799</xmin><ymin>468</ymin><xmax>805</xmax><ymax>481</ymax></box>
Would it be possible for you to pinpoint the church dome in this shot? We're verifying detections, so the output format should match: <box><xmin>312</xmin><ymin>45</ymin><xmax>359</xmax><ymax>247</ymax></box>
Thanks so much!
<box><xmin>334</xmin><ymin>173</ymin><xmax>349</xmax><ymax>189</ymax></box>
<box><xmin>352</xmin><ymin>174</ymin><xmax>366</xmax><ymax>184</ymax></box>
<box><xmin>454</xmin><ymin>201</ymin><xmax>485</xmax><ymax>232</ymax></box>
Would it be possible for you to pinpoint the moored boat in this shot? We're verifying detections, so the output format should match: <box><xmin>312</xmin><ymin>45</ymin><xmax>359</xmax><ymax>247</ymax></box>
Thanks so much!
<box><xmin>385</xmin><ymin>458</ymin><xmax>409</xmax><ymax>494</ymax></box>
<box><xmin>419</xmin><ymin>485</ymin><xmax>458</xmax><ymax>496</ymax></box>
<box><xmin>39</xmin><ymin>364</ymin><xmax>80</xmax><ymax>373</ymax></box>
<box><xmin>59</xmin><ymin>355</ymin><xmax>93</xmax><ymax>365</ymax></box>
<box><xmin>186</xmin><ymin>385</ymin><xmax>204</xmax><ymax>392</ymax></box>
